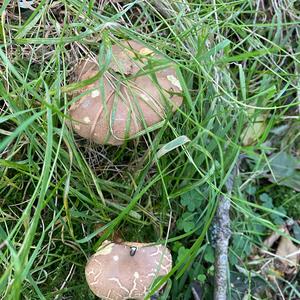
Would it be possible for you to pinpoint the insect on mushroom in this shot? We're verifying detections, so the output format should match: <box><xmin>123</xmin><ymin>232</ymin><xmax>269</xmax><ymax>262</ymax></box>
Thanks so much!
<box><xmin>129</xmin><ymin>245</ymin><xmax>138</xmax><ymax>256</ymax></box>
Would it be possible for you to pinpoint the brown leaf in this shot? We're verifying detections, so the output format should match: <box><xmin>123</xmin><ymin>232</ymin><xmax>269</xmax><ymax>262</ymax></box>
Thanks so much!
<box><xmin>263</xmin><ymin>227</ymin><xmax>285</xmax><ymax>249</ymax></box>
<box><xmin>19</xmin><ymin>0</ymin><xmax>36</xmax><ymax>10</ymax></box>
<box><xmin>275</xmin><ymin>236</ymin><xmax>299</xmax><ymax>274</ymax></box>
<box><xmin>242</xmin><ymin>109</ymin><xmax>267</xmax><ymax>146</ymax></box>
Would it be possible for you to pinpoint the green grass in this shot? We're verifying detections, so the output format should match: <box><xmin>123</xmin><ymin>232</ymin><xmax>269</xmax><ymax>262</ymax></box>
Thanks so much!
<box><xmin>1</xmin><ymin>1</ymin><xmax>300</xmax><ymax>299</ymax></box>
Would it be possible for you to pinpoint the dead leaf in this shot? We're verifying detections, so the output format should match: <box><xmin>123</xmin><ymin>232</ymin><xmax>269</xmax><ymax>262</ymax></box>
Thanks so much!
<box><xmin>275</xmin><ymin>236</ymin><xmax>299</xmax><ymax>274</ymax></box>
<box><xmin>242</xmin><ymin>109</ymin><xmax>268</xmax><ymax>146</ymax></box>
<box><xmin>258</xmin><ymin>225</ymin><xmax>299</xmax><ymax>276</ymax></box>
<box><xmin>19</xmin><ymin>0</ymin><xmax>36</xmax><ymax>10</ymax></box>
<box><xmin>263</xmin><ymin>226</ymin><xmax>285</xmax><ymax>249</ymax></box>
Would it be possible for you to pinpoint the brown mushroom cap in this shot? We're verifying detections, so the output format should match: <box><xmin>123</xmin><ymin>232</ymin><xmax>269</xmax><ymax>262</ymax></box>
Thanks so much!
<box><xmin>68</xmin><ymin>40</ymin><xmax>183</xmax><ymax>145</ymax></box>
<box><xmin>85</xmin><ymin>240</ymin><xmax>172</xmax><ymax>299</ymax></box>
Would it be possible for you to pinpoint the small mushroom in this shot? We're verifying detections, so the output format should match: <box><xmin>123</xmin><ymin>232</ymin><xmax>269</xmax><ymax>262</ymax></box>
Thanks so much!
<box><xmin>85</xmin><ymin>240</ymin><xmax>172</xmax><ymax>299</ymax></box>
<box><xmin>68</xmin><ymin>40</ymin><xmax>183</xmax><ymax>145</ymax></box>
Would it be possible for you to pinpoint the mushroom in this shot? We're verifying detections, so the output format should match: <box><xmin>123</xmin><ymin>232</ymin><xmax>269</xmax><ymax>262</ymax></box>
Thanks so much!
<box><xmin>68</xmin><ymin>40</ymin><xmax>183</xmax><ymax>145</ymax></box>
<box><xmin>85</xmin><ymin>240</ymin><xmax>172</xmax><ymax>299</ymax></box>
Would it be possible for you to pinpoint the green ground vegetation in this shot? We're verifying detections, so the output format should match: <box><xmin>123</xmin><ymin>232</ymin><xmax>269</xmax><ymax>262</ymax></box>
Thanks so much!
<box><xmin>0</xmin><ymin>1</ymin><xmax>300</xmax><ymax>299</ymax></box>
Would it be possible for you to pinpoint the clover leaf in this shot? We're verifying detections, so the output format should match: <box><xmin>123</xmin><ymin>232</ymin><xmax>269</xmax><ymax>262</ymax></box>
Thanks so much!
<box><xmin>180</xmin><ymin>189</ymin><xmax>203</xmax><ymax>212</ymax></box>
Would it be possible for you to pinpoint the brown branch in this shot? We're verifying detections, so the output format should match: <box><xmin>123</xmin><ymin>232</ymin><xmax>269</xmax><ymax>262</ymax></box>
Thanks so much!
<box><xmin>150</xmin><ymin>1</ymin><xmax>174</xmax><ymax>18</ymax></box>
<box><xmin>213</xmin><ymin>193</ymin><xmax>231</xmax><ymax>300</ymax></box>
<box><xmin>213</xmin><ymin>156</ymin><xmax>241</xmax><ymax>300</ymax></box>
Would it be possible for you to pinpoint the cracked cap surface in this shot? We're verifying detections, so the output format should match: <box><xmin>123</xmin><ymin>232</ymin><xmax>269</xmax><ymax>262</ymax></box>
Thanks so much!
<box><xmin>85</xmin><ymin>240</ymin><xmax>172</xmax><ymax>299</ymax></box>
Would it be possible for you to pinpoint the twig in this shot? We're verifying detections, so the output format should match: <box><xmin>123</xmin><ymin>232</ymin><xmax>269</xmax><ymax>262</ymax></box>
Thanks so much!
<box><xmin>191</xmin><ymin>280</ymin><xmax>202</xmax><ymax>300</ymax></box>
<box><xmin>0</xmin><ymin>240</ymin><xmax>7</xmax><ymax>250</ymax></box>
<box><xmin>213</xmin><ymin>195</ymin><xmax>231</xmax><ymax>300</ymax></box>
<box><xmin>213</xmin><ymin>156</ymin><xmax>241</xmax><ymax>300</ymax></box>
<box><xmin>150</xmin><ymin>1</ymin><xmax>173</xmax><ymax>18</ymax></box>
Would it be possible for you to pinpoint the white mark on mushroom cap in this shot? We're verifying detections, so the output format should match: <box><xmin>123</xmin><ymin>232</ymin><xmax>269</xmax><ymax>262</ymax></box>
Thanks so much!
<box><xmin>91</xmin><ymin>90</ymin><xmax>100</xmax><ymax>98</ymax></box>
<box><xmin>74</xmin><ymin>124</ymin><xmax>81</xmax><ymax>130</ymax></box>
<box><xmin>95</xmin><ymin>242</ymin><xmax>114</xmax><ymax>255</ymax></box>
<box><xmin>167</xmin><ymin>75</ymin><xmax>182</xmax><ymax>91</ymax></box>
<box><xmin>139</xmin><ymin>48</ymin><xmax>154</xmax><ymax>56</ymax></box>
<box><xmin>113</xmin><ymin>255</ymin><xmax>119</xmax><ymax>262</ymax></box>
<box><xmin>83</xmin><ymin>116</ymin><xmax>91</xmax><ymax>124</ymax></box>
<box><xmin>134</xmin><ymin>272</ymin><xmax>139</xmax><ymax>279</ymax></box>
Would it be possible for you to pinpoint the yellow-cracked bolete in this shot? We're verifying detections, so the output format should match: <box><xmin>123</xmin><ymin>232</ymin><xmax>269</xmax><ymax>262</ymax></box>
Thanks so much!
<box><xmin>85</xmin><ymin>240</ymin><xmax>172</xmax><ymax>299</ymax></box>
<box><xmin>68</xmin><ymin>40</ymin><xmax>183</xmax><ymax>145</ymax></box>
